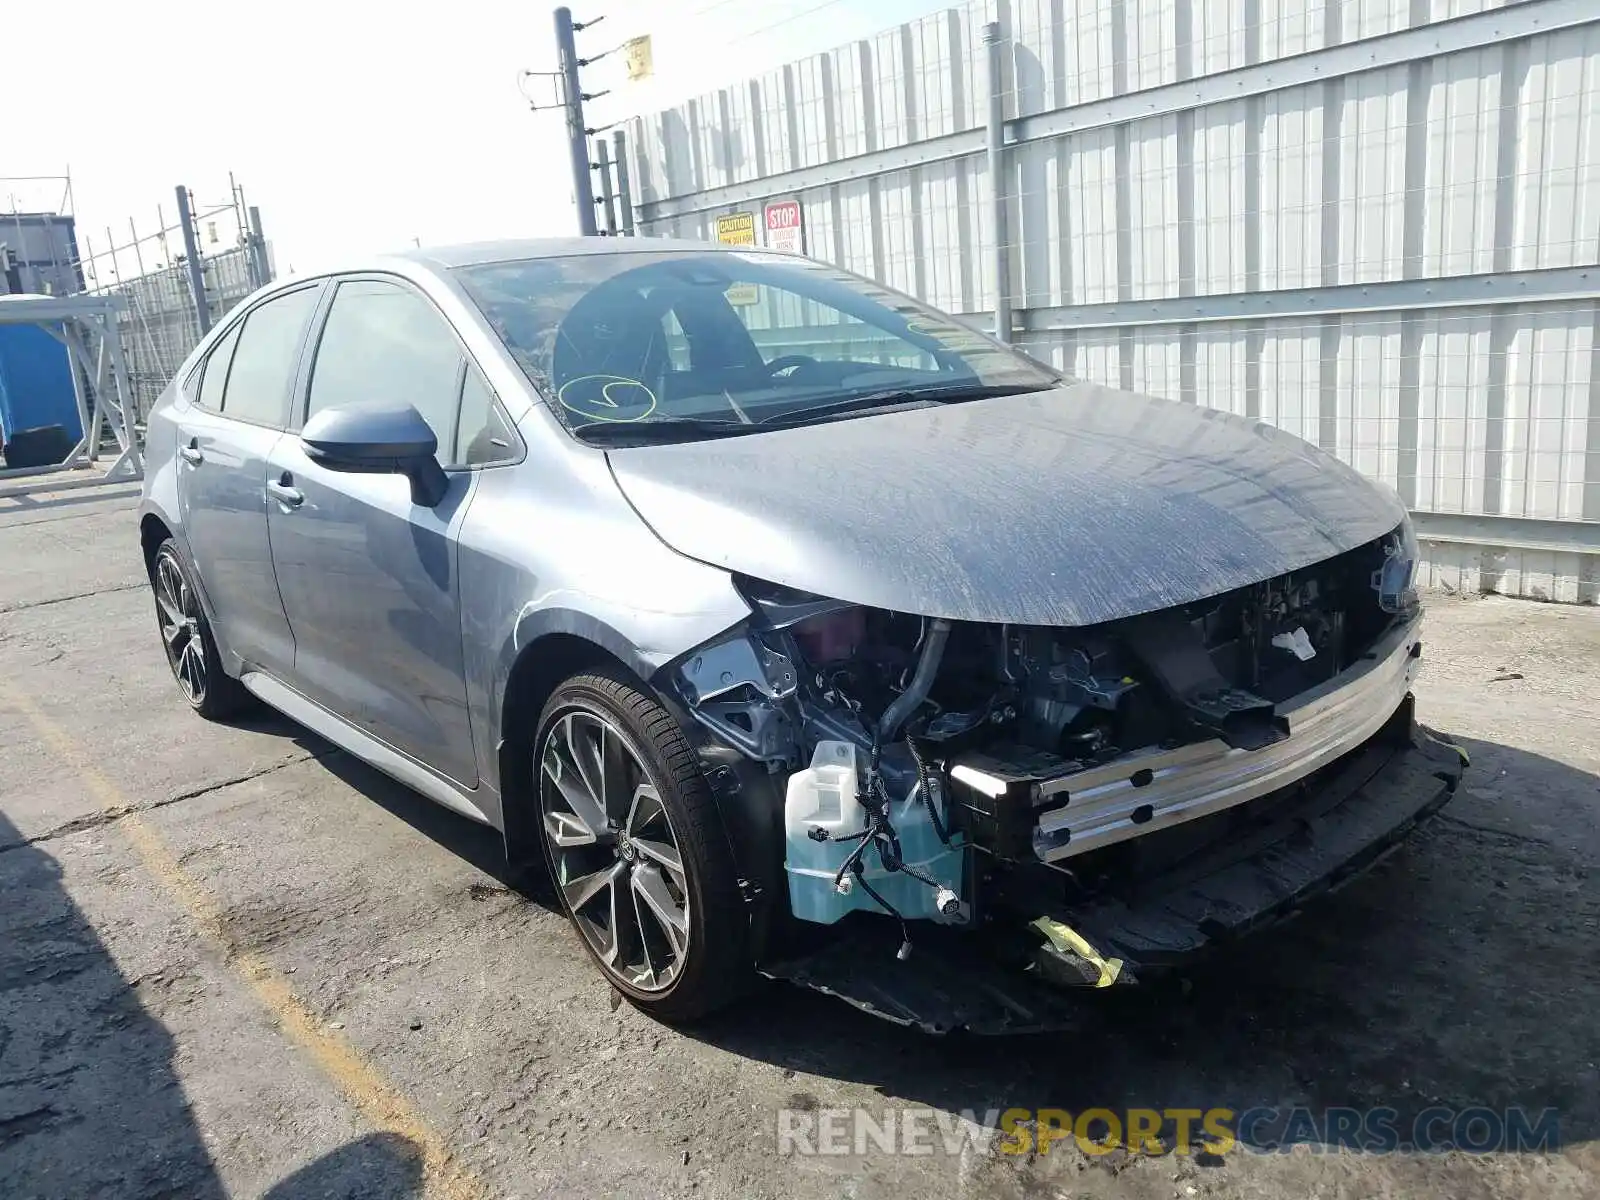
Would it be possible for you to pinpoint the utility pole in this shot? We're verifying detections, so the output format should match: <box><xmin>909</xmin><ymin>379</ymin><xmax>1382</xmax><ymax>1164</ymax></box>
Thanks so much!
<box><xmin>174</xmin><ymin>185</ymin><xmax>211</xmax><ymax>336</ymax></box>
<box><xmin>554</xmin><ymin>7</ymin><xmax>598</xmax><ymax>236</ymax></box>
<box><xmin>612</xmin><ymin>129</ymin><xmax>635</xmax><ymax>235</ymax></box>
<box><xmin>595</xmin><ymin>139</ymin><xmax>618</xmax><ymax>234</ymax></box>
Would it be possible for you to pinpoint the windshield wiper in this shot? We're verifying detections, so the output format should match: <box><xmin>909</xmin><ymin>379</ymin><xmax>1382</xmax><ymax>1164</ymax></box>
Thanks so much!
<box><xmin>757</xmin><ymin>382</ymin><xmax>1043</xmax><ymax>427</ymax></box>
<box><xmin>570</xmin><ymin>417</ymin><xmax>755</xmax><ymax>444</ymax></box>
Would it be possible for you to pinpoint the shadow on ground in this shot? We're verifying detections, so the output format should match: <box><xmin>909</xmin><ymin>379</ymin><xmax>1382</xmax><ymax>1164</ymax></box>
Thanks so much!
<box><xmin>260</xmin><ymin>1131</ymin><xmax>425</xmax><ymax>1199</ymax></box>
<box><xmin>0</xmin><ymin>806</ymin><xmax>228</xmax><ymax>1198</ymax></box>
<box><xmin>0</xmin><ymin>801</ymin><xmax>431</xmax><ymax>1199</ymax></box>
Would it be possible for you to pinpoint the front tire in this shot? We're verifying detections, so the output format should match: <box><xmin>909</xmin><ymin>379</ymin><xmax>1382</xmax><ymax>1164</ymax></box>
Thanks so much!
<box><xmin>150</xmin><ymin>539</ymin><xmax>253</xmax><ymax>720</ymax></box>
<box><xmin>535</xmin><ymin>668</ymin><xmax>749</xmax><ymax>1023</ymax></box>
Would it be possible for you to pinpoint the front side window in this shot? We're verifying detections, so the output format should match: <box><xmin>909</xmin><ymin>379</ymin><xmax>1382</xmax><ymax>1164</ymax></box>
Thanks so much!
<box><xmin>220</xmin><ymin>286</ymin><xmax>320</xmax><ymax>427</ymax></box>
<box><xmin>453</xmin><ymin>250</ymin><xmax>1058</xmax><ymax>442</ymax></box>
<box><xmin>307</xmin><ymin>279</ymin><xmax>465</xmax><ymax>455</ymax></box>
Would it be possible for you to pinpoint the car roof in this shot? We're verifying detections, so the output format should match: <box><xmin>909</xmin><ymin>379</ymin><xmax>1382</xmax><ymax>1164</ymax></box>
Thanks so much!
<box><xmin>385</xmin><ymin>236</ymin><xmax>738</xmax><ymax>271</ymax></box>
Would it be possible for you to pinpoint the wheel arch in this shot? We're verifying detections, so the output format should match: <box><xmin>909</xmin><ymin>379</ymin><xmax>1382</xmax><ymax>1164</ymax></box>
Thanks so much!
<box><xmin>139</xmin><ymin>512</ymin><xmax>173</xmax><ymax>579</ymax></box>
<box><xmin>495</xmin><ymin>627</ymin><xmax>780</xmax><ymax>959</ymax></box>
<box><xmin>497</xmin><ymin>631</ymin><xmax>636</xmax><ymax>881</ymax></box>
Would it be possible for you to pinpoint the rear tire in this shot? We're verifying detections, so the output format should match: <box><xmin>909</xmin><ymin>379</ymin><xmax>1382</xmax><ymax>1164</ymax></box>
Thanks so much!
<box><xmin>150</xmin><ymin>539</ymin><xmax>254</xmax><ymax>721</ymax></box>
<box><xmin>535</xmin><ymin>667</ymin><xmax>750</xmax><ymax>1023</ymax></box>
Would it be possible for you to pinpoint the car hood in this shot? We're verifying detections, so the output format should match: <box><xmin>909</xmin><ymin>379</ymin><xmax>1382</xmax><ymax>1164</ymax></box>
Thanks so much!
<box><xmin>604</xmin><ymin>382</ymin><xmax>1406</xmax><ymax>627</ymax></box>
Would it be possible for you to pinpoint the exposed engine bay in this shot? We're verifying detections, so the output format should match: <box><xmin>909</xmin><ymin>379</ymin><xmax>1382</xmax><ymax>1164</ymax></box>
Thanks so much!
<box><xmin>667</xmin><ymin>519</ymin><xmax>1454</xmax><ymax>1020</ymax></box>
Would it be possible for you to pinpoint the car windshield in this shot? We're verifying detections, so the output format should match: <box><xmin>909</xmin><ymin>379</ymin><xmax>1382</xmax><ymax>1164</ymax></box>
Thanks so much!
<box><xmin>452</xmin><ymin>249</ymin><xmax>1060</xmax><ymax>440</ymax></box>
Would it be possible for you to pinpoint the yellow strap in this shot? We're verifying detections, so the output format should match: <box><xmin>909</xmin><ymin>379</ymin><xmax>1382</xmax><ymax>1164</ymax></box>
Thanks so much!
<box><xmin>1032</xmin><ymin>916</ymin><xmax>1124</xmax><ymax>987</ymax></box>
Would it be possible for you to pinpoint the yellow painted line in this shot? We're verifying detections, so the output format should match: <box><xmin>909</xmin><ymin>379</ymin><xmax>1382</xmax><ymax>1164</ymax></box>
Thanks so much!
<box><xmin>0</xmin><ymin>678</ymin><xmax>487</xmax><ymax>1200</ymax></box>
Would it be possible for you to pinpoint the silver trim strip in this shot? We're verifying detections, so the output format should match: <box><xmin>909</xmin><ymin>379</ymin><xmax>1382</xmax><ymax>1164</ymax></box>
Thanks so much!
<box><xmin>1034</xmin><ymin>617</ymin><xmax>1423</xmax><ymax>862</ymax></box>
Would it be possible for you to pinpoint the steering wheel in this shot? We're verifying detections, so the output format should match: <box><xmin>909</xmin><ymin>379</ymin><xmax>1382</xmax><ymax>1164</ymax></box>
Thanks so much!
<box><xmin>765</xmin><ymin>354</ymin><xmax>819</xmax><ymax>380</ymax></box>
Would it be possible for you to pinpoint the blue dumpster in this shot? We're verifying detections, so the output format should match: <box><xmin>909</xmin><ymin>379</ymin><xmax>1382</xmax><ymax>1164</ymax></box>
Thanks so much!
<box><xmin>0</xmin><ymin>322</ymin><xmax>83</xmax><ymax>457</ymax></box>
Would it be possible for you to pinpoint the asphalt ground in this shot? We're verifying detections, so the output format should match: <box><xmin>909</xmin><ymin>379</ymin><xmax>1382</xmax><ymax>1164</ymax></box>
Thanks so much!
<box><xmin>1</xmin><ymin>478</ymin><xmax>1597</xmax><ymax>1199</ymax></box>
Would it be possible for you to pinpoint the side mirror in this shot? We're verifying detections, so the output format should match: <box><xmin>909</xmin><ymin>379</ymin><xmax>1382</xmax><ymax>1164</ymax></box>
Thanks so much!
<box><xmin>300</xmin><ymin>402</ymin><xmax>449</xmax><ymax>507</ymax></box>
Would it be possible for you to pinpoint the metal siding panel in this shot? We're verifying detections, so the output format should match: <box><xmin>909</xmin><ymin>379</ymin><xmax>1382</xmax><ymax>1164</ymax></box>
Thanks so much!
<box><xmin>1192</xmin><ymin>0</ymin><xmax>1252</xmax><ymax>73</ymax></box>
<box><xmin>1519</xmin><ymin>27</ymin><xmax>1600</xmax><ymax>270</ymax></box>
<box><xmin>757</xmin><ymin>69</ymin><xmax>790</xmax><ymax>181</ymax></box>
<box><xmin>1276</xmin><ymin>323</ymin><xmax>1325</xmax><ymax>442</ymax></box>
<box><xmin>1260</xmin><ymin>85</ymin><xmax>1326</xmax><ymax>289</ymax></box>
<box><xmin>1014</xmin><ymin>140</ymin><xmax>1058</xmax><ymax>308</ymax></box>
<box><xmin>1339</xmin><ymin>64</ymin><xmax>1410</xmax><ymax>285</ymax></box>
<box><xmin>793</xmin><ymin>56</ymin><xmax>828</xmax><ymax>170</ymax></box>
<box><xmin>1131</xmin><ymin>326</ymin><xmax>1185</xmax><ymax>398</ymax></box>
<box><xmin>1335</xmin><ymin>0</ymin><xmax>1409</xmax><ymax>42</ymax></box>
<box><xmin>1070</xmin><ymin>0</ymin><xmax>1119</xmax><ymax>105</ymax></box>
<box><xmin>970</xmin><ymin>152</ymin><xmax>996</xmax><ymax>315</ymax></box>
<box><xmin>837</xmin><ymin>178</ymin><xmax>875</xmax><ymax>277</ymax></box>
<box><xmin>1193</xmin><ymin>100</ymin><xmax>1249</xmax><ymax>295</ymax></box>
<box><xmin>1068</xmin><ymin>129</ymin><xmax>1120</xmax><ymax>304</ymax></box>
<box><xmin>1128</xmin><ymin>114</ymin><xmax>1182</xmax><ymax>300</ymax></box>
<box><xmin>832</xmin><ymin>45</ymin><xmax>867</xmax><ymax>161</ymax></box>
<box><xmin>1337</xmin><ymin>314</ymin><xmax>1404</xmax><ymax>487</ymax></box>
<box><xmin>920</xmin><ymin>159</ymin><xmax>964</xmax><ymax>313</ymax></box>
<box><xmin>1126</xmin><ymin>0</ymin><xmax>1182</xmax><ymax>91</ymax></box>
<box><xmin>1422</xmin><ymin>48</ymin><xmax>1501</xmax><ymax>278</ymax></box>
<box><xmin>1193</xmin><ymin>324</ymin><xmax>1249</xmax><ymax>414</ymax></box>
<box><xmin>912</xmin><ymin>7</ymin><xmax>957</xmax><ymax>140</ymax></box>
<box><xmin>1498</xmin><ymin>307</ymin><xmax>1597</xmax><ymax>520</ymax></box>
<box><xmin>870</xmin><ymin>30</ymin><xmax>909</xmax><ymax>152</ymax></box>
<box><xmin>1259</xmin><ymin>0</ymin><xmax>1327</xmax><ymax>59</ymax></box>
<box><xmin>1076</xmin><ymin>327</ymin><xmax>1125</xmax><ymax>383</ymax></box>
<box><xmin>877</xmin><ymin>169</ymin><xmax>917</xmax><ymax>295</ymax></box>
<box><xmin>720</xmin><ymin>84</ymin><xmax>753</xmax><ymax>186</ymax></box>
<box><xmin>1011</xmin><ymin>0</ymin><xmax>1056</xmax><ymax>110</ymax></box>
<box><xmin>955</xmin><ymin>4</ymin><xmax>988</xmax><ymax>134</ymax></box>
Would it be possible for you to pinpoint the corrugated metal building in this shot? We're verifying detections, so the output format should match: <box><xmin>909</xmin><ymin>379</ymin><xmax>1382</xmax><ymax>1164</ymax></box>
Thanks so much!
<box><xmin>629</xmin><ymin>0</ymin><xmax>1600</xmax><ymax>603</ymax></box>
<box><xmin>0</xmin><ymin>212</ymin><xmax>84</xmax><ymax>297</ymax></box>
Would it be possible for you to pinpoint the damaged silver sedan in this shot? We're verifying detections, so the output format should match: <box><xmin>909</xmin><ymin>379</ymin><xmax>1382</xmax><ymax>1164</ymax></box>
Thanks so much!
<box><xmin>137</xmin><ymin>237</ymin><xmax>1464</xmax><ymax>1031</ymax></box>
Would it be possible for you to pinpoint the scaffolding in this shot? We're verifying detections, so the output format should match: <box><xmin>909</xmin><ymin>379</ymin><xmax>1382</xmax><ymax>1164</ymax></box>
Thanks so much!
<box><xmin>0</xmin><ymin>293</ymin><xmax>141</xmax><ymax>498</ymax></box>
<box><xmin>0</xmin><ymin>175</ymin><xmax>269</xmax><ymax>500</ymax></box>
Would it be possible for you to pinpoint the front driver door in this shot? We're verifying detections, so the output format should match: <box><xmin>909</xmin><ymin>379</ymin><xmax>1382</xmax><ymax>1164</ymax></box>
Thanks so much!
<box><xmin>265</xmin><ymin>277</ymin><xmax>479</xmax><ymax>787</ymax></box>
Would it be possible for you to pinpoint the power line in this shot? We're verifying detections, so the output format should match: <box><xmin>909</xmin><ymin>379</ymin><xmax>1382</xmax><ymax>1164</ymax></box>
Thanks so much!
<box><xmin>679</xmin><ymin>0</ymin><xmax>745</xmax><ymax>23</ymax></box>
<box><xmin>723</xmin><ymin>0</ymin><xmax>852</xmax><ymax>47</ymax></box>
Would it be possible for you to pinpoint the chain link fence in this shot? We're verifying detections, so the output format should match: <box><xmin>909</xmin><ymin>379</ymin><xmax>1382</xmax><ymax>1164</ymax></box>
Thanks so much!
<box><xmin>76</xmin><ymin>187</ymin><xmax>271</xmax><ymax>423</ymax></box>
<box><xmin>107</xmin><ymin>246</ymin><xmax>263</xmax><ymax>418</ymax></box>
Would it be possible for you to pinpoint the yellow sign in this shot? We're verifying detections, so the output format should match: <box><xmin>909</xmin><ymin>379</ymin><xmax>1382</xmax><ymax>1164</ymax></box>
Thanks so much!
<box><xmin>715</xmin><ymin>212</ymin><xmax>759</xmax><ymax>305</ymax></box>
<box><xmin>715</xmin><ymin>212</ymin><xmax>757</xmax><ymax>246</ymax></box>
<box><xmin>623</xmin><ymin>35</ymin><xmax>653</xmax><ymax>82</ymax></box>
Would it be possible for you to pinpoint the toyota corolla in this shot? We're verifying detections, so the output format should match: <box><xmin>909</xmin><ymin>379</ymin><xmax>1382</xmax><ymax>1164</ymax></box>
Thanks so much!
<box><xmin>137</xmin><ymin>238</ymin><xmax>1464</xmax><ymax>1032</ymax></box>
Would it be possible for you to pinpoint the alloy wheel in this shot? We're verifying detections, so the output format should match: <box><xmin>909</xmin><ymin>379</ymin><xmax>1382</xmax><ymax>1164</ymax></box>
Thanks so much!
<box><xmin>154</xmin><ymin>550</ymin><xmax>207</xmax><ymax>705</ymax></box>
<box><xmin>539</xmin><ymin>708</ymin><xmax>691</xmax><ymax>993</ymax></box>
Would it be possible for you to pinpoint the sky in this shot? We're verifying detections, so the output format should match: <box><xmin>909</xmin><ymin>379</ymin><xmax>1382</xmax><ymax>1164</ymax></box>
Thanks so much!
<box><xmin>4</xmin><ymin>0</ymin><xmax>943</xmax><ymax>279</ymax></box>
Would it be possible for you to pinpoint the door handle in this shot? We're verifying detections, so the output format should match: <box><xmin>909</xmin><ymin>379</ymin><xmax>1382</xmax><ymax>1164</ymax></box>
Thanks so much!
<box><xmin>267</xmin><ymin>475</ymin><xmax>305</xmax><ymax>508</ymax></box>
<box><xmin>179</xmin><ymin>438</ymin><xmax>203</xmax><ymax>465</ymax></box>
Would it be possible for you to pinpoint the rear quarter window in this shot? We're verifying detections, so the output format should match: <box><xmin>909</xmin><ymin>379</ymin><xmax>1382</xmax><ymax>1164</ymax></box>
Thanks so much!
<box><xmin>195</xmin><ymin>323</ymin><xmax>242</xmax><ymax>412</ymax></box>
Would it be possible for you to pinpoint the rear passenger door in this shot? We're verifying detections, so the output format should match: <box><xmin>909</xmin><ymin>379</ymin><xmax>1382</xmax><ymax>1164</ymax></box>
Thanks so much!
<box><xmin>174</xmin><ymin>284</ymin><xmax>322</xmax><ymax>677</ymax></box>
<box><xmin>266</xmin><ymin>276</ymin><xmax>516</xmax><ymax>787</ymax></box>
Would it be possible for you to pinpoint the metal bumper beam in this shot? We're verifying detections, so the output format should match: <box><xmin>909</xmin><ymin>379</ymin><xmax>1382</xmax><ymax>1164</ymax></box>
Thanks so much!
<box><xmin>1031</xmin><ymin>617</ymin><xmax>1424</xmax><ymax>862</ymax></box>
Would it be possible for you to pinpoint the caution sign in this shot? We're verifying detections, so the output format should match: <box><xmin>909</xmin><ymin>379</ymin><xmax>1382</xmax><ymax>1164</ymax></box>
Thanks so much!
<box><xmin>623</xmin><ymin>35</ymin><xmax>653</xmax><ymax>81</ymax></box>
<box><xmin>714</xmin><ymin>212</ymin><xmax>759</xmax><ymax>305</ymax></box>
<box><xmin>715</xmin><ymin>212</ymin><xmax>757</xmax><ymax>246</ymax></box>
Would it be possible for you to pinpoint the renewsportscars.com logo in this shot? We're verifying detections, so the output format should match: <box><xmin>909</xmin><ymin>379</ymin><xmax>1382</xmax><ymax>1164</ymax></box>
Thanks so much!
<box><xmin>776</xmin><ymin>1106</ymin><xmax>1562</xmax><ymax>1158</ymax></box>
